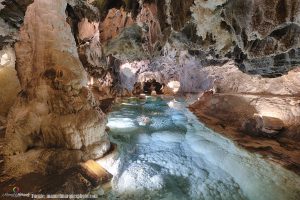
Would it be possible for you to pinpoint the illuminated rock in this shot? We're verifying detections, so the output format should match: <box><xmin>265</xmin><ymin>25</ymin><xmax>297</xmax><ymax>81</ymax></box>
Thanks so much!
<box><xmin>0</xmin><ymin>46</ymin><xmax>20</xmax><ymax>117</ymax></box>
<box><xmin>3</xmin><ymin>0</ymin><xmax>110</xmax><ymax>173</ymax></box>
<box><xmin>242</xmin><ymin>114</ymin><xmax>285</xmax><ymax>137</ymax></box>
<box><xmin>80</xmin><ymin>160</ymin><xmax>112</xmax><ymax>186</ymax></box>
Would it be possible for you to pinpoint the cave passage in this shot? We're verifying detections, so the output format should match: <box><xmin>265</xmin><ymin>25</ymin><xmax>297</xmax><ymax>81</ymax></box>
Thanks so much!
<box><xmin>101</xmin><ymin>96</ymin><xmax>299</xmax><ymax>200</ymax></box>
<box><xmin>143</xmin><ymin>79</ymin><xmax>163</xmax><ymax>95</ymax></box>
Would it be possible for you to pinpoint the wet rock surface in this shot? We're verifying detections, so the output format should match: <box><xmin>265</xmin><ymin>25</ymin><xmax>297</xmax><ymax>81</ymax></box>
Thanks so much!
<box><xmin>103</xmin><ymin>97</ymin><xmax>300</xmax><ymax>200</ymax></box>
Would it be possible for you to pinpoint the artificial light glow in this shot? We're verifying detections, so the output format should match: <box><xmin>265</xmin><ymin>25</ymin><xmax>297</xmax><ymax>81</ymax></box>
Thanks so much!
<box><xmin>253</xmin><ymin>113</ymin><xmax>262</xmax><ymax>117</ymax></box>
<box><xmin>0</xmin><ymin>53</ymin><xmax>9</xmax><ymax>66</ymax></box>
<box><xmin>256</xmin><ymin>109</ymin><xmax>280</xmax><ymax>119</ymax></box>
<box><xmin>167</xmin><ymin>99</ymin><xmax>184</xmax><ymax>110</ymax></box>
<box><xmin>81</xmin><ymin>160</ymin><xmax>112</xmax><ymax>183</ymax></box>
<box><xmin>0</xmin><ymin>47</ymin><xmax>15</xmax><ymax>68</ymax></box>
<box><xmin>88</xmin><ymin>77</ymin><xmax>94</xmax><ymax>86</ymax></box>
<box><xmin>167</xmin><ymin>81</ymin><xmax>180</xmax><ymax>93</ymax></box>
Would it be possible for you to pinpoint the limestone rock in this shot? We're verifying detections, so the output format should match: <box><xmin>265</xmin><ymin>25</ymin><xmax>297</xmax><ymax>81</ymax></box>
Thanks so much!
<box><xmin>260</xmin><ymin>116</ymin><xmax>285</xmax><ymax>132</ymax></box>
<box><xmin>100</xmin><ymin>8</ymin><xmax>134</xmax><ymax>43</ymax></box>
<box><xmin>4</xmin><ymin>0</ymin><xmax>110</xmax><ymax>166</ymax></box>
<box><xmin>191</xmin><ymin>0</ymin><xmax>233</xmax><ymax>54</ymax></box>
<box><xmin>103</xmin><ymin>24</ymin><xmax>146</xmax><ymax>61</ymax></box>
<box><xmin>188</xmin><ymin>0</ymin><xmax>300</xmax><ymax>75</ymax></box>
<box><xmin>79</xmin><ymin>160</ymin><xmax>112</xmax><ymax>186</ymax></box>
<box><xmin>189</xmin><ymin>62</ymin><xmax>300</xmax><ymax>140</ymax></box>
<box><xmin>0</xmin><ymin>46</ymin><xmax>20</xmax><ymax>117</ymax></box>
<box><xmin>136</xmin><ymin>2</ymin><xmax>163</xmax><ymax>55</ymax></box>
<box><xmin>99</xmin><ymin>2</ymin><xmax>164</xmax><ymax>62</ymax></box>
<box><xmin>65</xmin><ymin>1</ymin><xmax>110</xmax><ymax>80</ymax></box>
<box><xmin>78</xmin><ymin>18</ymin><xmax>99</xmax><ymax>41</ymax></box>
<box><xmin>242</xmin><ymin>115</ymin><xmax>285</xmax><ymax>137</ymax></box>
<box><xmin>0</xmin><ymin>0</ymin><xmax>33</xmax><ymax>48</ymax></box>
<box><xmin>166</xmin><ymin>0</ymin><xmax>195</xmax><ymax>31</ymax></box>
<box><xmin>224</xmin><ymin>0</ymin><xmax>300</xmax><ymax>75</ymax></box>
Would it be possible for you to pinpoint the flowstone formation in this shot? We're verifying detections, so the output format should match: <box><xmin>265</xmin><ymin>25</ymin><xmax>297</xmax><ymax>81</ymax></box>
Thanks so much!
<box><xmin>0</xmin><ymin>46</ymin><xmax>20</xmax><ymax>117</ymax></box>
<box><xmin>191</xmin><ymin>0</ymin><xmax>300</xmax><ymax>76</ymax></box>
<box><xmin>74</xmin><ymin>0</ymin><xmax>300</xmax><ymax>99</ymax></box>
<box><xmin>3</xmin><ymin>0</ymin><xmax>110</xmax><ymax>177</ymax></box>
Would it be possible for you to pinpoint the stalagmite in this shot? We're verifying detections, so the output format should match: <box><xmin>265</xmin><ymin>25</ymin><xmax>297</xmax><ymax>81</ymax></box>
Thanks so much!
<box><xmin>3</xmin><ymin>0</ymin><xmax>110</xmax><ymax>175</ymax></box>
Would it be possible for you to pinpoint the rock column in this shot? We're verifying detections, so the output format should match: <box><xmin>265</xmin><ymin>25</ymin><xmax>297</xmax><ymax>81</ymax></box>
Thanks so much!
<box><xmin>4</xmin><ymin>0</ymin><xmax>110</xmax><ymax>161</ymax></box>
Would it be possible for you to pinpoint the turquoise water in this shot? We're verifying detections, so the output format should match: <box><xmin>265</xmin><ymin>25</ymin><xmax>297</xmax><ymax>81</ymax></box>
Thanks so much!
<box><xmin>100</xmin><ymin>96</ymin><xmax>300</xmax><ymax>200</ymax></box>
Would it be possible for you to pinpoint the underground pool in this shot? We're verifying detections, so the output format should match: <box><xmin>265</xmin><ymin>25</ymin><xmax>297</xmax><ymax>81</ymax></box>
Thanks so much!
<box><xmin>95</xmin><ymin>96</ymin><xmax>300</xmax><ymax>200</ymax></box>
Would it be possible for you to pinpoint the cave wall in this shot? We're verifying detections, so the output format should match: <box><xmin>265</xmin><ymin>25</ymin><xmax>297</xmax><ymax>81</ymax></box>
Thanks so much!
<box><xmin>0</xmin><ymin>0</ymin><xmax>32</xmax><ymax>119</ymax></box>
<box><xmin>1</xmin><ymin>0</ymin><xmax>300</xmax><ymax>78</ymax></box>
<box><xmin>2</xmin><ymin>0</ymin><xmax>110</xmax><ymax>177</ymax></box>
<box><xmin>76</xmin><ymin>0</ymin><xmax>300</xmax><ymax>95</ymax></box>
<box><xmin>0</xmin><ymin>46</ymin><xmax>20</xmax><ymax>117</ymax></box>
<box><xmin>191</xmin><ymin>0</ymin><xmax>300</xmax><ymax>76</ymax></box>
<box><xmin>0</xmin><ymin>0</ymin><xmax>33</xmax><ymax>49</ymax></box>
<box><xmin>188</xmin><ymin>0</ymin><xmax>300</xmax><ymax>140</ymax></box>
<box><xmin>0</xmin><ymin>0</ymin><xmax>299</xmax><ymax>173</ymax></box>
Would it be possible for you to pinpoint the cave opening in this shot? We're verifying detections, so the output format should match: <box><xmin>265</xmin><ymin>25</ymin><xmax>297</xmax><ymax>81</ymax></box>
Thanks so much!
<box><xmin>106</xmin><ymin>0</ymin><xmax>125</xmax><ymax>11</ymax></box>
<box><xmin>142</xmin><ymin>79</ymin><xmax>163</xmax><ymax>95</ymax></box>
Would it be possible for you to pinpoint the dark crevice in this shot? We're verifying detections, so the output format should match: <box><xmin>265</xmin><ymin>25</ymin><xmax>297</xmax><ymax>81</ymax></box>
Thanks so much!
<box><xmin>125</xmin><ymin>0</ymin><xmax>140</xmax><ymax>19</ymax></box>
<box><xmin>66</xmin><ymin>4</ymin><xmax>80</xmax><ymax>45</ymax></box>
<box><xmin>93</xmin><ymin>0</ymin><xmax>126</xmax><ymax>20</ymax></box>
<box><xmin>181</xmin><ymin>23</ymin><xmax>202</xmax><ymax>45</ymax></box>
<box><xmin>231</xmin><ymin>17</ymin><xmax>241</xmax><ymax>35</ymax></box>
<box><xmin>169</xmin><ymin>0</ymin><xmax>194</xmax><ymax>31</ymax></box>
<box><xmin>106</xmin><ymin>0</ymin><xmax>125</xmax><ymax>10</ymax></box>
<box><xmin>0</xmin><ymin>0</ymin><xmax>33</xmax><ymax>29</ymax></box>
<box><xmin>276</xmin><ymin>0</ymin><xmax>287</xmax><ymax>23</ymax></box>
<box><xmin>220</xmin><ymin>20</ymin><xmax>232</xmax><ymax>34</ymax></box>
<box><xmin>241</xmin><ymin>28</ymin><xmax>248</xmax><ymax>48</ymax></box>
<box><xmin>143</xmin><ymin>79</ymin><xmax>163</xmax><ymax>95</ymax></box>
<box><xmin>270</xmin><ymin>23</ymin><xmax>300</xmax><ymax>40</ymax></box>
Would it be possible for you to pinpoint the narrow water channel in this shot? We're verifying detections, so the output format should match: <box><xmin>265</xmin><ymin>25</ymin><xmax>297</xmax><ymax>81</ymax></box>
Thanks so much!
<box><xmin>100</xmin><ymin>96</ymin><xmax>300</xmax><ymax>200</ymax></box>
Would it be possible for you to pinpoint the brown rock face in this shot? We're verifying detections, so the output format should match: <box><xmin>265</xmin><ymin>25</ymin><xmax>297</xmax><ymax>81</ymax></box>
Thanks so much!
<box><xmin>4</xmin><ymin>0</ymin><xmax>110</xmax><ymax>163</ymax></box>
<box><xmin>189</xmin><ymin>62</ymin><xmax>300</xmax><ymax>173</ymax></box>
<box><xmin>242</xmin><ymin>115</ymin><xmax>285</xmax><ymax>137</ymax></box>
<box><xmin>137</xmin><ymin>2</ymin><xmax>162</xmax><ymax>54</ymax></box>
<box><xmin>189</xmin><ymin>62</ymin><xmax>300</xmax><ymax>139</ymax></box>
<box><xmin>100</xmin><ymin>8</ymin><xmax>134</xmax><ymax>43</ymax></box>
<box><xmin>222</xmin><ymin>0</ymin><xmax>300</xmax><ymax>75</ymax></box>
<box><xmin>0</xmin><ymin>0</ymin><xmax>33</xmax><ymax>48</ymax></box>
<box><xmin>189</xmin><ymin>0</ymin><xmax>300</xmax><ymax>76</ymax></box>
<box><xmin>169</xmin><ymin>0</ymin><xmax>194</xmax><ymax>31</ymax></box>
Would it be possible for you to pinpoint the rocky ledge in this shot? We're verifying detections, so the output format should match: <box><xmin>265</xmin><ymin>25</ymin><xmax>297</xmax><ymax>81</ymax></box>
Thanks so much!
<box><xmin>189</xmin><ymin>62</ymin><xmax>300</xmax><ymax>175</ymax></box>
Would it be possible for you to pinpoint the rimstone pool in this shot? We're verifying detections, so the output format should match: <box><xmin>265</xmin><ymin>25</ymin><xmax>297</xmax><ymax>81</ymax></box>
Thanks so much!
<box><xmin>96</xmin><ymin>96</ymin><xmax>300</xmax><ymax>200</ymax></box>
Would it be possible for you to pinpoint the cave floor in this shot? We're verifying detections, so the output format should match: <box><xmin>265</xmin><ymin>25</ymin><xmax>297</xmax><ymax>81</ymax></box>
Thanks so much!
<box><xmin>101</xmin><ymin>96</ymin><xmax>300</xmax><ymax>200</ymax></box>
